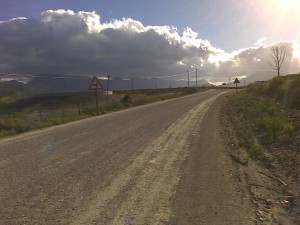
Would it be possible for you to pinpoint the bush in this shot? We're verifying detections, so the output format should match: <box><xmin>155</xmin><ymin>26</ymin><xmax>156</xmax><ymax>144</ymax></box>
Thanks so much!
<box><xmin>253</xmin><ymin>83</ymin><xmax>268</xmax><ymax>95</ymax></box>
<box><xmin>183</xmin><ymin>87</ymin><xmax>198</xmax><ymax>94</ymax></box>
<box><xmin>267</xmin><ymin>76</ymin><xmax>286</xmax><ymax>99</ymax></box>
<box><xmin>0</xmin><ymin>116</ymin><xmax>31</xmax><ymax>135</ymax></box>
<box><xmin>121</xmin><ymin>95</ymin><xmax>132</xmax><ymax>107</ymax></box>
<box><xmin>249</xmin><ymin>142</ymin><xmax>266</xmax><ymax>160</ymax></box>
<box><xmin>256</xmin><ymin>115</ymin><xmax>295</xmax><ymax>143</ymax></box>
<box><xmin>285</xmin><ymin>78</ymin><xmax>300</xmax><ymax>109</ymax></box>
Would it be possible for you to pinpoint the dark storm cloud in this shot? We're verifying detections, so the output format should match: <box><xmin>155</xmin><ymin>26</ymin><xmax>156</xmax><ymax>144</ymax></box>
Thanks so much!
<box><xmin>0</xmin><ymin>10</ymin><xmax>299</xmax><ymax>81</ymax></box>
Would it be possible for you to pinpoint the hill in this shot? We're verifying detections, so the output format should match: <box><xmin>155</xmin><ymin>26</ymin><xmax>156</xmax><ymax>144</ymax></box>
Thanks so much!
<box><xmin>0</xmin><ymin>80</ymin><xmax>32</xmax><ymax>95</ymax></box>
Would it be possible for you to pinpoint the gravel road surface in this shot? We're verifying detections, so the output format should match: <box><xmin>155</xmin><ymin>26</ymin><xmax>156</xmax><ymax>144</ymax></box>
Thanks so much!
<box><xmin>0</xmin><ymin>90</ymin><xmax>254</xmax><ymax>224</ymax></box>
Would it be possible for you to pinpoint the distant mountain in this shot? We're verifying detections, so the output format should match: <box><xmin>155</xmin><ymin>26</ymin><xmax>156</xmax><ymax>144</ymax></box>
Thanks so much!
<box><xmin>0</xmin><ymin>80</ymin><xmax>32</xmax><ymax>95</ymax></box>
<box><xmin>109</xmin><ymin>77</ymin><xmax>209</xmax><ymax>90</ymax></box>
<box><xmin>27</xmin><ymin>74</ymin><xmax>91</xmax><ymax>93</ymax></box>
<box><xmin>225</xmin><ymin>71</ymin><xmax>276</xmax><ymax>87</ymax></box>
<box><xmin>243</xmin><ymin>71</ymin><xmax>276</xmax><ymax>85</ymax></box>
<box><xmin>0</xmin><ymin>73</ymin><xmax>210</xmax><ymax>94</ymax></box>
<box><xmin>2</xmin><ymin>74</ymin><xmax>209</xmax><ymax>94</ymax></box>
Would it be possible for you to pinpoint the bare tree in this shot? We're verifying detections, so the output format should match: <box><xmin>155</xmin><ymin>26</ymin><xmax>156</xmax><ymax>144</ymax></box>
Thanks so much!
<box><xmin>270</xmin><ymin>45</ymin><xmax>286</xmax><ymax>76</ymax></box>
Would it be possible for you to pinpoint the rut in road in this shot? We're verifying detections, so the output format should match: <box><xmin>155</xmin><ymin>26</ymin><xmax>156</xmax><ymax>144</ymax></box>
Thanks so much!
<box><xmin>73</xmin><ymin>92</ymin><xmax>225</xmax><ymax>225</ymax></box>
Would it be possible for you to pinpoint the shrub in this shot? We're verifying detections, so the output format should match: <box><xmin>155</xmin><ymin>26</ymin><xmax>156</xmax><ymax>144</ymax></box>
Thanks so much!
<box><xmin>254</xmin><ymin>83</ymin><xmax>269</xmax><ymax>95</ymax></box>
<box><xmin>121</xmin><ymin>95</ymin><xmax>132</xmax><ymax>107</ymax></box>
<box><xmin>249</xmin><ymin>142</ymin><xmax>266</xmax><ymax>160</ymax></box>
<box><xmin>255</xmin><ymin>115</ymin><xmax>295</xmax><ymax>143</ymax></box>
<box><xmin>0</xmin><ymin>116</ymin><xmax>31</xmax><ymax>135</ymax></box>
<box><xmin>285</xmin><ymin>78</ymin><xmax>300</xmax><ymax>109</ymax></box>
<box><xmin>266</xmin><ymin>76</ymin><xmax>286</xmax><ymax>99</ymax></box>
<box><xmin>183</xmin><ymin>87</ymin><xmax>198</xmax><ymax>94</ymax></box>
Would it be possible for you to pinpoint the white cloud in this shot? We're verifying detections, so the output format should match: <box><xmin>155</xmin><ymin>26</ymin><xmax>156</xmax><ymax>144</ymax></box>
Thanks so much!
<box><xmin>0</xmin><ymin>9</ymin><xmax>299</xmax><ymax>83</ymax></box>
<box><xmin>255</xmin><ymin>37</ymin><xmax>267</xmax><ymax>46</ymax></box>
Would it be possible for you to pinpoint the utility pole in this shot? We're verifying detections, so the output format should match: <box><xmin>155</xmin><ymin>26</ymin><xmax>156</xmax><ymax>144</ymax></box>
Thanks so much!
<box><xmin>131</xmin><ymin>74</ymin><xmax>134</xmax><ymax>91</ymax></box>
<box><xmin>227</xmin><ymin>77</ymin><xmax>231</xmax><ymax>87</ymax></box>
<box><xmin>196</xmin><ymin>69</ymin><xmax>198</xmax><ymax>87</ymax></box>
<box><xmin>106</xmin><ymin>75</ymin><xmax>111</xmax><ymax>108</ymax></box>
<box><xmin>187</xmin><ymin>70</ymin><xmax>190</xmax><ymax>87</ymax></box>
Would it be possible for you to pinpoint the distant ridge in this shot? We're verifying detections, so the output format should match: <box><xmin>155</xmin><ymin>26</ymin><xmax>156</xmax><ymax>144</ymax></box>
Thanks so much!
<box><xmin>1</xmin><ymin>73</ymin><xmax>209</xmax><ymax>94</ymax></box>
<box><xmin>0</xmin><ymin>80</ymin><xmax>32</xmax><ymax>95</ymax></box>
<box><xmin>225</xmin><ymin>71</ymin><xmax>276</xmax><ymax>87</ymax></box>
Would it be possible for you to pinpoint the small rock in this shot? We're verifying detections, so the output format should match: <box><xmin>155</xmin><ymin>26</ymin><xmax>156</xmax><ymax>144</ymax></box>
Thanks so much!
<box><xmin>266</xmin><ymin>204</ymin><xmax>271</xmax><ymax>209</ymax></box>
<box><xmin>283</xmin><ymin>200</ymin><xmax>291</xmax><ymax>206</ymax></box>
<box><xmin>266</xmin><ymin>199</ymin><xmax>272</xmax><ymax>205</ymax></box>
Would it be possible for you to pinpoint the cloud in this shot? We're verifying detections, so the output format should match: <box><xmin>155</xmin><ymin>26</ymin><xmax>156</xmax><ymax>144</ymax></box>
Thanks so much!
<box><xmin>255</xmin><ymin>37</ymin><xmax>267</xmax><ymax>46</ymax></box>
<box><xmin>207</xmin><ymin>42</ymin><xmax>300</xmax><ymax>81</ymax></box>
<box><xmin>0</xmin><ymin>9</ymin><xmax>299</xmax><ymax>82</ymax></box>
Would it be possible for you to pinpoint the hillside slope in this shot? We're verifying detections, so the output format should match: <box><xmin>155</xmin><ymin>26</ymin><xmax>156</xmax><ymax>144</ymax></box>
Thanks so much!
<box><xmin>221</xmin><ymin>75</ymin><xmax>300</xmax><ymax>224</ymax></box>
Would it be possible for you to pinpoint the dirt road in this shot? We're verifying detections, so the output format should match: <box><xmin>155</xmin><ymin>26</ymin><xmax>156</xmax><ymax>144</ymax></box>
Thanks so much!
<box><xmin>0</xmin><ymin>90</ymin><xmax>254</xmax><ymax>224</ymax></box>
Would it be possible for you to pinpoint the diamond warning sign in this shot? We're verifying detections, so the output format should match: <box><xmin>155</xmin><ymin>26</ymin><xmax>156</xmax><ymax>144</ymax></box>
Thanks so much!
<box><xmin>89</xmin><ymin>76</ymin><xmax>103</xmax><ymax>90</ymax></box>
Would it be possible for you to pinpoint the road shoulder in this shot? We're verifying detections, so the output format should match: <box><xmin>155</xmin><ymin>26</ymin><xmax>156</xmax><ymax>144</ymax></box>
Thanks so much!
<box><xmin>220</xmin><ymin>94</ymin><xmax>297</xmax><ymax>225</ymax></box>
<box><xmin>168</xmin><ymin>94</ymin><xmax>255</xmax><ymax>224</ymax></box>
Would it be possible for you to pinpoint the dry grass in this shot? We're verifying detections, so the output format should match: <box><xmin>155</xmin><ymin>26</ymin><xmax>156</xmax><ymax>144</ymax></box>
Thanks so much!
<box><xmin>0</xmin><ymin>87</ymin><xmax>207</xmax><ymax>137</ymax></box>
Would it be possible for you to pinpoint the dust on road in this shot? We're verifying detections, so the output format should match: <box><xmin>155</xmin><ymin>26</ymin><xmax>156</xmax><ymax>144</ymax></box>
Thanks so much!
<box><xmin>72</xmin><ymin>93</ymin><xmax>225</xmax><ymax>225</ymax></box>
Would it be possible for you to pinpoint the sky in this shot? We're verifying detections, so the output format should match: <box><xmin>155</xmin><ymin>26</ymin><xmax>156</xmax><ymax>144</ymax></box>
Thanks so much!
<box><xmin>1</xmin><ymin>0</ymin><xmax>300</xmax><ymax>83</ymax></box>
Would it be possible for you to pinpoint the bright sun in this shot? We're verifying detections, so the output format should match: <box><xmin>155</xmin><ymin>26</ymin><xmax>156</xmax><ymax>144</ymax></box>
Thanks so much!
<box><xmin>261</xmin><ymin>0</ymin><xmax>300</xmax><ymax>16</ymax></box>
<box><xmin>285</xmin><ymin>0</ymin><xmax>300</xmax><ymax>5</ymax></box>
<box><xmin>276</xmin><ymin>0</ymin><xmax>300</xmax><ymax>8</ymax></box>
<box><xmin>293</xmin><ymin>43</ymin><xmax>300</xmax><ymax>60</ymax></box>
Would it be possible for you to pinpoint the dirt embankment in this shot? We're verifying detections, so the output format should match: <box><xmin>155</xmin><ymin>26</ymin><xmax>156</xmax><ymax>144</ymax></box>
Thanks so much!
<box><xmin>220</xmin><ymin>94</ymin><xmax>300</xmax><ymax>225</ymax></box>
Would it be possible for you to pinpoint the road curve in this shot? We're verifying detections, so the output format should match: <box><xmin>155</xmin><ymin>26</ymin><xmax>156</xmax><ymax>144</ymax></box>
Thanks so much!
<box><xmin>0</xmin><ymin>90</ymin><xmax>252</xmax><ymax>225</ymax></box>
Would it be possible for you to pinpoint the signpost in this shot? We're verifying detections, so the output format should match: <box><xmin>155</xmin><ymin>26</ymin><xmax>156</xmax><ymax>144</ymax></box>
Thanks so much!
<box><xmin>89</xmin><ymin>76</ymin><xmax>103</xmax><ymax>115</ymax></box>
<box><xmin>233</xmin><ymin>78</ymin><xmax>240</xmax><ymax>93</ymax></box>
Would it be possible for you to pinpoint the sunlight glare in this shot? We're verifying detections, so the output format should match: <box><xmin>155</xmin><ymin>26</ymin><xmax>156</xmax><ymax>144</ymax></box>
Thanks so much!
<box><xmin>285</xmin><ymin>0</ymin><xmax>300</xmax><ymax>6</ymax></box>
<box><xmin>293</xmin><ymin>43</ymin><xmax>300</xmax><ymax>60</ymax></box>
<box><xmin>275</xmin><ymin>0</ymin><xmax>300</xmax><ymax>9</ymax></box>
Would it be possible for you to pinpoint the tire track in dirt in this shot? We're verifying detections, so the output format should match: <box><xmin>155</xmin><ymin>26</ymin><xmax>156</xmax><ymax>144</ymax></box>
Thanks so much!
<box><xmin>72</xmin><ymin>92</ymin><xmax>226</xmax><ymax>225</ymax></box>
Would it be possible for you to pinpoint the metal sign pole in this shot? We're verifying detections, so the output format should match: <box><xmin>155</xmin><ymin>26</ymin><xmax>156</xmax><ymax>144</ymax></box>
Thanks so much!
<box><xmin>89</xmin><ymin>76</ymin><xmax>103</xmax><ymax>115</ymax></box>
<box><xmin>95</xmin><ymin>89</ymin><xmax>99</xmax><ymax>115</ymax></box>
<box><xmin>234</xmin><ymin>78</ymin><xmax>240</xmax><ymax>94</ymax></box>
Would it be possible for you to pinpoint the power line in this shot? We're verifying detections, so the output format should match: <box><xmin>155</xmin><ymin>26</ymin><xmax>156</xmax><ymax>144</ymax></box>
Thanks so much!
<box><xmin>1</xmin><ymin>69</ymin><xmax>198</xmax><ymax>82</ymax></box>
<box><xmin>196</xmin><ymin>69</ymin><xmax>198</xmax><ymax>87</ymax></box>
<box><xmin>187</xmin><ymin>70</ymin><xmax>190</xmax><ymax>87</ymax></box>
<box><xmin>0</xmin><ymin>73</ymin><xmax>93</xmax><ymax>80</ymax></box>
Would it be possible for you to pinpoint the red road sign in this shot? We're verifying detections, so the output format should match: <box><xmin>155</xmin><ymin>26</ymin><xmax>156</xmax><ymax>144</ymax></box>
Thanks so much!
<box><xmin>89</xmin><ymin>76</ymin><xmax>103</xmax><ymax>90</ymax></box>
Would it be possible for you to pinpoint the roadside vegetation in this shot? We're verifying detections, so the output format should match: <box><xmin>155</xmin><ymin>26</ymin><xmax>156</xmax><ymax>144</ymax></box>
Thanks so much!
<box><xmin>0</xmin><ymin>87</ymin><xmax>205</xmax><ymax>138</ymax></box>
<box><xmin>222</xmin><ymin>74</ymin><xmax>300</xmax><ymax>223</ymax></box>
